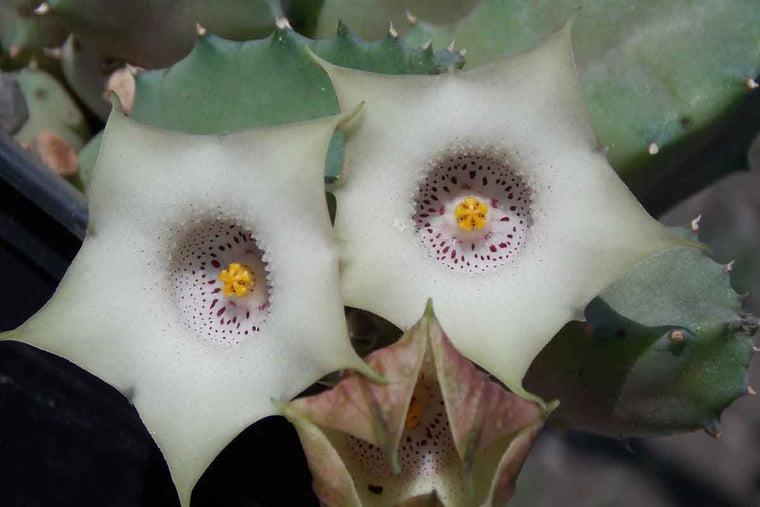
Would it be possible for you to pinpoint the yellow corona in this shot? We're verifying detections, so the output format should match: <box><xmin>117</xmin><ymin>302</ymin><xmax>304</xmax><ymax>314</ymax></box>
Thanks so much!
<box><xmin>454</xmin><ymin>196</ymin><xmax>488</xmax><ymax>231</ymax></box>
<box><xmin>405</xmin><ymin>395</ymin><xmax>423</xmax><ymax>429</ymax></box>
<box><xmin>219</xmin><ymin>262</ymin><xmax>256</xmax><ymax>297</ymax></box>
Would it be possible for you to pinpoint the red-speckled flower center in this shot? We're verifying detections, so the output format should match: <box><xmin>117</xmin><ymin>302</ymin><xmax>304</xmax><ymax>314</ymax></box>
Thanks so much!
<box><xmin>413</xmin><ymin>150</ymin><xmax>532</xmax><ymax>274</ymax></box>
<box><xmin>168</xmin><ymin>219</ymin><xmax>270</xmax><ymax>347</ymax></box>
<box><xmin>344</xmin><ymin>378</ymin><xmax>462</xmax><ymax>495</ymax></box>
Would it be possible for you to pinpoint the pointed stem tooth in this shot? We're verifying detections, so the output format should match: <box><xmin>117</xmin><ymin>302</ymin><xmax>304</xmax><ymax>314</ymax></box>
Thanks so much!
<box><xmin>34</xmin><ymin>2</ymin><xmax>50</xmax><ymax>15</ymax></box>
<box><xmin>724</xmin><ymin>260</ymin><xmax>735</xmax><ymax>273</ymax></box>
<box><xmin>125</xmin><ymin>63</ymin><xmax>141</xmax><ymax>75</ymax></box>
<box><xmin>195</xmin><ymin>22</ymin><xmax>207</xmax><ymax>37</ymax></box>
<box><xmin>747</xmin><ymin>78</ymin><xmax>759</xmax><ymax>91</ymax></box>
<box><xmin>446</xmin><ymin>40</ymin><xmax>456</xmax><ymax>52</ymax></box>
<box><xmin>747</xmin><ymin>386</ymin><xmax>756</xmax><ymax>396</ymax></box>
<box><xmin>275</xmin><ymin>16</ymin><xmax>292</xmax><ymax>30</ymax></box>
<box><xmin>421</xmin><ymin>40</ymin><xmax>432</xmax><ymax>51</ymax></box>
<box><xmin>647</xmin><ymin>142</ymin><xmax>660</xmax><ymax>155</ymax></box>
<box><xmin>388</xmin><ymin>21</ymin><xmax>398</xmax><ymax>38</ymax></box>
<box><xmin>689</xmin><ymin>214</ymin><xmax>702</xmax><ymax>233</ymax></box>
<box><xmin>42</xmin><ymin>47</ymin><xmax>62</xmax><ymax>60</ymax></box>
<box><xmin>405</xmin><ymin>10</ymin><xmax>417</xmax><ymax>25</ymax></box>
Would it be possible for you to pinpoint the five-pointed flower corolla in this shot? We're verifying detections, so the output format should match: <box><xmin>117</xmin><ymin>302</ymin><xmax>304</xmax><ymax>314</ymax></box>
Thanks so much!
<box><xmin>315</xmin><ymin>23</ymin><xmax>690</xmax><ymax>399</ymax></box>
<box><xmin>283</xmin><ymin>301</ymin><xmax>556</xmax><ymax>506</ymax></box>
<box><xmin>0</xmin><ymin>99</ymin><xmax>379</xmax><ymax>506</ymax></box>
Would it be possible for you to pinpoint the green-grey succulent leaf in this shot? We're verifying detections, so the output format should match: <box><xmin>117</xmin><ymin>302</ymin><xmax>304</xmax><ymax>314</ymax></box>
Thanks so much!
<box><xmin>1</xmin><ymin>105</ymin><xmax>378</xmax><ymax>505</ymax></box>
<box><xmin>307</xmin><ymin>0</ymin><xmax>481</xmax><ymax>40</ymax></box>
<box><xmin>317</xmin><ymin>23</ymin><xmax>688</xmax><ymax>400</ymax></box>
<box><xmin>13</xmin><ymin>67</ymin><xmax>89</xmax><ymax>150</ymax></box>
<box><xmin>40</xmin><ymin>0</ymin><xmax>281</xmax><ymax>67</ymax></box>
<box><xmin>131</xmin><ymin>23</ymin><xmax>462</xmax><ymax>180</ymax></box>
<box><xmin>61</xmin><ymin>35</ymin><xmax>111</xmax><ymax>119</ymax></box>
<box><xmin>525</xmin><ymin>227</ymin><xmax>757</xmax><ymax>437</ymax></box>
<box><xmin>402</xmin><ymin>0</ymin><xmax>760</xmax><ymax>197</ymax></box>
<box><xmin>71</xmin><ymin>129</ymin><xmax>101</xmax><ymax>192</ymax></box>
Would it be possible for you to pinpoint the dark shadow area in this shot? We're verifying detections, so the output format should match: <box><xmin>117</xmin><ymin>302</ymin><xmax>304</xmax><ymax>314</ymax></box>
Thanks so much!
<box><xmin>192</xmin><ymin>415</ymin><xmax>318</xmax><ymax>507</ymax></box>
<box><xmin>0</xmin><ymin>342</ymin><xmax>179</xmax><ymax>507</ymax></box>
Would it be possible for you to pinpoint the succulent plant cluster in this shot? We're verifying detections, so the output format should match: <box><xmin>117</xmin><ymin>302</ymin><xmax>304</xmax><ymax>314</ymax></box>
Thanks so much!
<box><xmin>1</xmin><ymin>1</ymin><xmax>758</xmax><ymax>506</ymax></box>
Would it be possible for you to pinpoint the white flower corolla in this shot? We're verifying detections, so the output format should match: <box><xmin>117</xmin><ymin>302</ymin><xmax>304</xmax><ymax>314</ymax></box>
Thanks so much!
<box><xmin>315</xmin><ymin>23</ymin><xmax>690</xmax><ymax>400</ymax></box>
<box><xmin>0</xmin><ymin>100</ymin><xmax>378</xmax><ymax>506</ymax></box>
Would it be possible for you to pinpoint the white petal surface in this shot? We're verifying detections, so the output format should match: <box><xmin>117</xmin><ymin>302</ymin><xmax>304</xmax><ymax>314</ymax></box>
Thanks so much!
<box><xmin>2</xmin><ymin>109</ymin><xmax>373</xmax><ymax>505</ymax></box>
<box><xmin>323</xmin><ymin>24</ymin><xmax>687</xmax><ymax>398</ymax></box>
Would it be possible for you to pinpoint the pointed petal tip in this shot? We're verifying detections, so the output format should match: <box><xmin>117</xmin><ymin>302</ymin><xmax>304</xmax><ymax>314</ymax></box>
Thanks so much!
<box><xmin>747</xmin><ymin>386</ymin><xmax>756</xmax><ymax>396</ymax></box>
<box><xmin>273</xmin><ymin>398</ymin><xmax>309</xmax><ymax>426</ymax></box>
<box><xmin>424</xmin><ymin>297</ymin><xmax>435</xmax><ymax>317</ymax></box>
<box><xmin>108</xmin><ymin>91</ymin><xmax>124</xmax><ymax>115</ymax></box>
<box><xmin>724</xmin><ymin>260</ymin><xmax>735</xmax><ymax>273</ymax></box>
<box><xmin>747</xmin><ymin>78</ymin><xmax>759</xmax><ymax>91</ymax></box>
<box><xmin>334</xmin><ymin>100</ymin><xmax>365</xmax><ymax>132</ymax></box>
<box><xmin>405</xmin><ymin>10</ymin><xmax>417</xmax><ymax>25</ymax></box>
<box><xmin>194</xmin><ymin>22</ymin><xmax>207</xmax><ymax>37</ymax></box>
<box><xmin>648</xmin><ymin>142</ymin><xmax>660</xmax><ymax>155</ymax></box>
<box><xmin>354</xmin><ymin>358</ymin><xmax>387</xmax><ymax>384</ymax></box>
<box><xmin>446</xmin><ymin>40</ymin><xmax>456</xmax><ymax>52</ymax></box>
<box><xmin>544</xmin><ymin>399</ymin><xmax>561</xmax><ymax>415</ymax></box>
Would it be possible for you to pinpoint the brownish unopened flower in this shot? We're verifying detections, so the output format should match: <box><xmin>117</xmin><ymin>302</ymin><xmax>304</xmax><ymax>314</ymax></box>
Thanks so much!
<box><xmin>283</xmin><ymin>301</ymin><xmax>557</xmax><ymax>506</ymax></box>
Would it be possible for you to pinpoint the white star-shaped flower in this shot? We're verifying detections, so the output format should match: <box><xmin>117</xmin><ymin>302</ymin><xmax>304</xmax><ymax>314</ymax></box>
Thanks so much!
<box><xmin>1</xmin><ymin>101</ymin><xmax>377</xmax><ymax>505</ymax></box>
<box><xmin>315</xmin><ymin>23</ymin><xmax>689</xmax><ymax>399</ymax></box>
